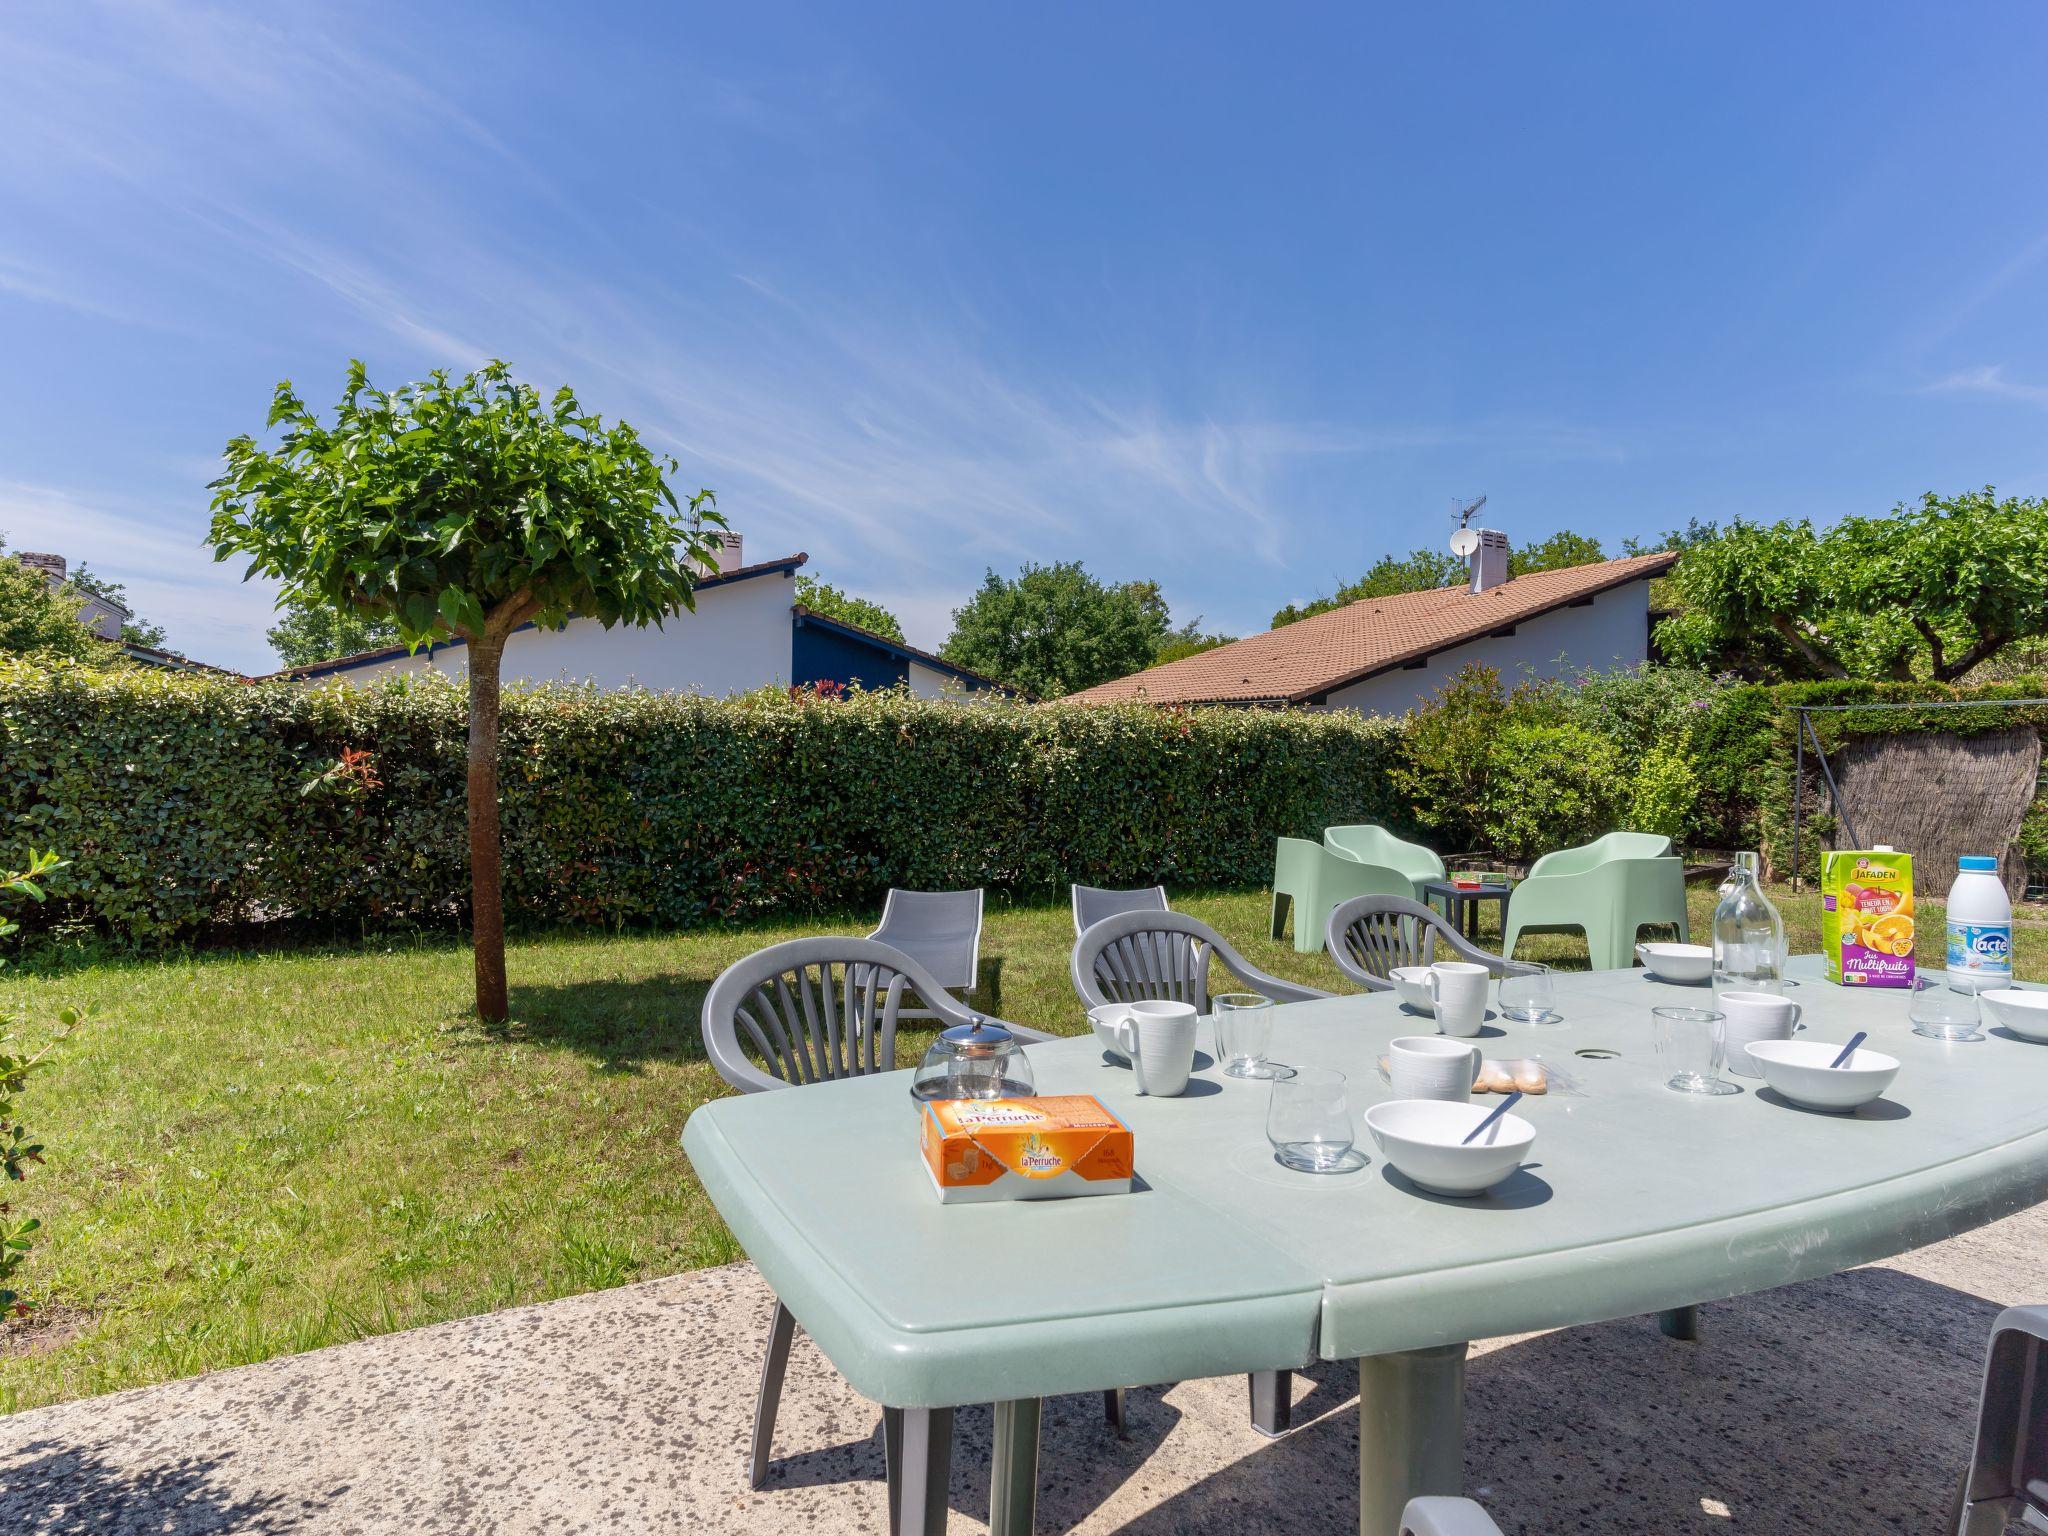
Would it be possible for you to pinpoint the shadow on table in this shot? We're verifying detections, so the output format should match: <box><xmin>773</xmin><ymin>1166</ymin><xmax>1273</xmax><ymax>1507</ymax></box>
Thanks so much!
<box><xmin>1035</xmin><ymin>1264</ymin><xmax>1998</xmax><ymax>1535</ymax></box>
<box><xmin>0</xmin><ymin>1437</ymin><xmax>336</xmax><ymax>1534</ymax></box>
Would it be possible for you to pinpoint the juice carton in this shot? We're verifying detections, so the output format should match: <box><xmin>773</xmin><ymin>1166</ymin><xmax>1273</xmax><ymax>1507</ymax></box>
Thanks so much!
<box><xmin>920</xmin><ymin>1095</ymin><xmax>1133</xmax><ymax>1203</ymax></box>
<box><xmin>1821</xmin><ymin>848</ymin><xmax>1916</xmax><ymax>987</ymax></box>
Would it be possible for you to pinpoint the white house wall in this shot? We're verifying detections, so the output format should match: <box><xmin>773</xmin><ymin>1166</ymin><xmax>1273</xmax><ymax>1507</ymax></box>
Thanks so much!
<box><xmin>324</xmin><ymin>573</ymin><xmax>798</xmax><ymax>694</ymax></box>
<box><xmin>1317</xmin><ymin>581</ymin><xmax>1651</xmax><ymax>716</ymax></box>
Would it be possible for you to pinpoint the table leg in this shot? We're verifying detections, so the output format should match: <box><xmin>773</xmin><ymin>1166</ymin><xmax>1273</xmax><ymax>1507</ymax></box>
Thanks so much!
<box><xmin>1657</xmin><ymin>1304</ymin><xmax>1702</xmax><ymax>1341</ymax></box>
<box><xmin>1250</xmin><ymin>1368</ymin><xmax>1293</xmax><ymax>1436</ymax></box>
<box><xmin>1357</xmin><ymin>1342</ymin><xmax>1468</xmax><ymax>1536</ymax></box>
<box><xmin>990</xmin><ymin>1398</ymin><xmax>1041</xmax><ymax>1536</ymax></box>
<box><xmin>883</xmin><ymin>1405</ymin><xmax>954</xmax><ymax>1536</ymax></box>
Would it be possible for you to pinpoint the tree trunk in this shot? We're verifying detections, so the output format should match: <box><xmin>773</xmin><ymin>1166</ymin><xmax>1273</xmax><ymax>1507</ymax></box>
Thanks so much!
<box><xmin>467</xmin><ymin>634</ymin><xmax>509</xmax><ymax>1023</ymax></box>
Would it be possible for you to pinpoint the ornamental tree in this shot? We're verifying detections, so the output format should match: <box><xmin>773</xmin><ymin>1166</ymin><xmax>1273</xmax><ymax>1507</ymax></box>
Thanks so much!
<box><xmin>210</xmin><ymin>360</ymin><xmax>722</xmax><ymax>1021</ymax></box>
<box><xmin>1659</xmin><ymin>491</ymin><xmax>2048</xmax><ymax>682</ymax></box>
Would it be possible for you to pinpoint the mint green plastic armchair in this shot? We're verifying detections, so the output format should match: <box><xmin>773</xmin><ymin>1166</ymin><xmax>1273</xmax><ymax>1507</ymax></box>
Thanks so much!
<box><xmin>1324</xmin><ymin>824</ymin><xmax>1447</xmax><ymax>899</ymax></box>
<box><xmin>1502</xmin><ymin>831</ymin><xmax>1688</xmax><ymax>971</ymax></box>
<box><xmin>1270</xmin><ymin>836</ymin><xmax>1413</xmax><ymax>954</ymax></box>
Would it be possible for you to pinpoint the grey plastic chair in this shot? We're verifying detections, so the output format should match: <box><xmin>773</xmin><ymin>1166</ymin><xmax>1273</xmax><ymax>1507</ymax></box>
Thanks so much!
<box><xmin>1070</xmin><ymin>909</ymin><xmax>1332</xmax><ymax>1010</ymax></box>
<box><xmin>1068</xmin><ymin>910</ymin><xmax>1328</xmax><ymax>1436</ymax></box>
<box><xmin>1953</xmin><ymin>1303</ymin><xmax>2048</xmax><ymax>1533</ymax></box>
<box><xmin>701</xmin><ymin>936</ymin><xmax>1083</xmax><ymax>1488</ymax></box>
<box><xmin>1401</xmin><ymin>1497</ymin><xmax>1508</xmax><ymax>1535</ymax></box>
<box><xmin>1325</xmin><ymin>895</ymin><xmax>1535</xmax><ymax>992</ymax></box>
<box><xmin>1071</xmin><ymin>883</ymin><xmax>1168</xmax><ymax>937</ymax></box>
<box><xmin>868</xmin><ymin>888</ymin><xmax>984</xmax><ymax>1010</ymax></box>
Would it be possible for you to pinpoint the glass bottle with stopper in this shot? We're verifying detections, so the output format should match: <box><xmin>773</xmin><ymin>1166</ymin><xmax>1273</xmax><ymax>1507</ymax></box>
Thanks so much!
<box><xmin>910</xmin><ymin>1016</ymin><xmax>1036</xmax><ymax>1101</ymax></box>
<box><xmin>1713</xmin><ymin>850</ymin><xmax>1785</xmax><ymax>992</ymax></box>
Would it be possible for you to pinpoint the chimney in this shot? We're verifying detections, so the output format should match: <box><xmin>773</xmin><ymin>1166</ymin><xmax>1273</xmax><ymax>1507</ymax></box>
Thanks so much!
<box><xmin>715</xmin><ymin>531</ymin><xmax>744</xmax><ymax>575</ymax></box>
<box><xmin>1467</xmin><ymin>529</ymin><xmax>1510</xmax><ymax>594</ymax></box>
<box><xmin>16</xmin><ymin>551</ymin><xmax>66</xmax><ymax>584</ymax></box>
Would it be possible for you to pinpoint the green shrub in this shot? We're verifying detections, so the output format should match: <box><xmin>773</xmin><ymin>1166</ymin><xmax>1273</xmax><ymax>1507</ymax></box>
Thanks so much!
<box><xmin>1628</xmin><ymin>744</ymin><xmax>1700</xmax><ymax>845</ymax></box>
<box><xmin>1391</xmin><ymin>665</ymin><xmax>1516</xmax><ymax>850</ymax></box>
<box><xmin>0</xmin><ymin>660</ymin><xmax>1409</xmax><ymax>944</ymax></box>
<box><xmin>1476</xmin><ymin>721</ymin><xmax>1628</xmax><ymax>862</ymax></box>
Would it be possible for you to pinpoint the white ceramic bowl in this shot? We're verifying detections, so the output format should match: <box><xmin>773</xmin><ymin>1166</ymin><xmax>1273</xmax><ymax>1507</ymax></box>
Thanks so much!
<box><xmin>1979</xmin><ymin>989</ymin><xmax>2048</xmax><ymax>1043</ymax></box>
<box><xmin>1363</xmin><ymin>1099</ymin><xmax>1536</xmax><ymax>1197</ymax></box>
<box><xmin>1637</xmin><ymin>942</ymin><xmax>1713</xmax><ymax>984</ymax></box>
<box><xmin>1388</xmin><ymin>966</ymin><xmax>1436</xmax><ymax>1015</ymax></box>
<box><xmin>1088</xmin><ymin>1004</ymin><xmax>1132</xmax><ymax>1061</ymax></box>
<box><xmin>1746</xmin><ymin>1039</ymin><xmax>1900</xmax><ymax>1113</ymax></box>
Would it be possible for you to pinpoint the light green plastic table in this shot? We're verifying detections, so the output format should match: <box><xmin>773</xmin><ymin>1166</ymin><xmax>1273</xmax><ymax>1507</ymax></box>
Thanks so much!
<box><xmin>683</xmin><ymin>957</ymin><xmax>2048</xmax><ymax>1536</ymax></box>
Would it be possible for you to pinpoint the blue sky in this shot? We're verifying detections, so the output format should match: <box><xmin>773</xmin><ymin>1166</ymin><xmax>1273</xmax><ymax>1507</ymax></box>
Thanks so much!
<box><xmin>4</xmin><ymin>3</ymin><xmax>2048</xmax><ymax>671</ymax></box>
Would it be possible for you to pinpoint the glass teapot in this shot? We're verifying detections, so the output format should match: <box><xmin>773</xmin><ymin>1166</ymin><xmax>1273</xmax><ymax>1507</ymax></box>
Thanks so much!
<box><xmin>910</xmin><ymin>1016</ymin><xmax>1036</xmax><ymax>1102</ymax></box>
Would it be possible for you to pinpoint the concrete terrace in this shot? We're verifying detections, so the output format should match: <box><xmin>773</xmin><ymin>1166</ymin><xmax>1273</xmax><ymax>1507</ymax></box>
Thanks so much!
<box><xmin>5</xmin><ymin>1199</ymin><xmax>2039</xmax><ymax>1535</ymax></box>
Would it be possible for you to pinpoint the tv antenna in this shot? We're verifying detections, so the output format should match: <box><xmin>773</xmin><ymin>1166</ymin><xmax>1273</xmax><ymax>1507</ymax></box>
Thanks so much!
<box><xmin>1448</xmin><ymin>494</ymin><xmax>1488</xmax><ymax>558</ymax></box>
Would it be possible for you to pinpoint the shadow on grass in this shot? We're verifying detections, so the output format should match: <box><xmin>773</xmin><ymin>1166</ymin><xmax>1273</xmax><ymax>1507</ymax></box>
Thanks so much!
<box><xmin>0</xmin><ymin>1437</ymin><xmax>337</xmax><ymax>1533</ymax></box>
<box><xmin>498</xmin><ymin>970</ymin><xmax>716</xmax><ymax>1070</ymax></box>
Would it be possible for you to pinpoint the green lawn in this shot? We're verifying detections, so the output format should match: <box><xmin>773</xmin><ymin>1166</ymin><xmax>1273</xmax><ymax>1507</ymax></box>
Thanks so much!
<box><xmin>2</xmin><ymin>881</ymin><xmax>2040</xmax><ymax>1413</ymax></box>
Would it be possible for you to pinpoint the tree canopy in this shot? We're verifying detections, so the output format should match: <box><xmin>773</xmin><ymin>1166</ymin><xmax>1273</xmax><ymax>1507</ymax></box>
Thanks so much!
<box><xmin>1656</xmin><ymin>490</ymin><xmax>2048</xmax><ymax>683</ymax></box>
<box><xmin>266</xmin><ymin>598</ymin><xmax>402</xmax><ymax>668</ymax></box>
<box><xmin>941</xmin><ymin>562</ymin><xmax>1170</xmax><ymax>697</ymax></box>
<box><xmin>0</xmin><ymin>544</ymin><xmax>102</xmax><ymax>663</ymax></box>
<box><xmin>1270</xmin><ymin>530</ymin><xmax>1608</xmax><ymax>628</ymax></box>
<box><xmin>209</xmin><ymin>359</ymin><xmax>722</xmax><ymax>1020</ymax></box>
<box><xmin>793</xmin><ymin>575</ymin><xmax>904</xmax><ymax>643</ymax></box>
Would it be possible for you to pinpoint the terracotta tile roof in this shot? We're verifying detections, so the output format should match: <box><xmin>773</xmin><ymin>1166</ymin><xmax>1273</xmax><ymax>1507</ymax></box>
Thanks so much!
<box><xmin>1068</xmin><ymin>551</ymin><xmax>1679</xmax><ymax>707</ymax></box>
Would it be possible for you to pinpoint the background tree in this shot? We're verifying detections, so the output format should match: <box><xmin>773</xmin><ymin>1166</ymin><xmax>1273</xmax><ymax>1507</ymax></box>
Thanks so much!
<box><xmin>0</xmin><ymin>545</ymin><xmax>101</xmax><ymax>663</ymax></box>
<box><xmin>941</xmin><ymin>561</ymin><xmax>1168</xmax><ymax>697</ymax></box>
<box><xmin>266</xmin><ymin>597</ymin><xmax>401</xmax><ymax>668</ymax></box>
<box><xmin>209</xmin><ymin>360</ymin><xmax>723</xmax><ymax>1021</ymax></box>
<box><xmin>792</xmin><ymin>575</ymin><xmax>904</xmax><ymax>642</ymax></box>
<box><xmin>1271</xmin><ymin>530</ymin><xmax>1607</xmax><ymax>628</ymax></box>
<box><xmin>66</xmin><ymin>564</ymin><xmax>168</xmax><ymax>650</ymax></box>
<box><xmin>1657</xmin><ymin>491</ymin><xmax>2048</xmax><ymax>682</ymax></box>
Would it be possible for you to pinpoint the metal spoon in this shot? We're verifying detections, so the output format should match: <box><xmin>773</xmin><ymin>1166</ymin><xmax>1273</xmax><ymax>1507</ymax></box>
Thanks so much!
<box><xmin>1463</xmin><ymin>1089</ymin><xmax>1523</xmax><ymax>1144</ymax></box>
<box><xmin>1828</xmin><ymin>1031</ymin><xmax>1868</xmax><ymax>1069</ymax></box>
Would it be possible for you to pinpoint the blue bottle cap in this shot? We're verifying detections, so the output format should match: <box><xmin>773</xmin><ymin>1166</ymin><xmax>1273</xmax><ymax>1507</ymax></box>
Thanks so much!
<box><xmin>1959</xmin><ymin>856</ymin><xmax>1998</xmax><ymax>871</ymax></box>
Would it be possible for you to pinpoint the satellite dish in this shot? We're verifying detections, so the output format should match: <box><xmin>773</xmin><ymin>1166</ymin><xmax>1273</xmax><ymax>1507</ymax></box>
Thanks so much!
<box><xmin>1449</xmin><ymin>528</ymin><xmax>1482</xmax><ymax>558</ymax></box>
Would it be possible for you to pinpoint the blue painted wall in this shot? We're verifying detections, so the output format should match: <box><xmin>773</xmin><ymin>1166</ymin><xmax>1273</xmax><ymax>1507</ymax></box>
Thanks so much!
<box><xmin>792</xmin><ymin>619</ymin><xmax>910</xmax><ymax>692</ymax></box>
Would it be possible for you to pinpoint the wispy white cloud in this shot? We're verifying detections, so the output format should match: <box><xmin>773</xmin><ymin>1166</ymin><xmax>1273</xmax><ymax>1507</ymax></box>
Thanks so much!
<box><xmin>0</xmin><ymin>481</ymin><xmax>283</xmax><ymax>671</ymax></box>
<box><xmin>0</xmin><ymin>3</ymin><xmax>1629</xmax><ymax>658</ymax></box>
<box><xmin>1924</xmin><ymin>364</ymin><xmax>2048</xmax><ymax>410</ymax></box>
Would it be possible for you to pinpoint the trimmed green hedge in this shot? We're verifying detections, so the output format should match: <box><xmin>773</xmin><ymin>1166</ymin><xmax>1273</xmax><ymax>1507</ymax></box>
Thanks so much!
<box><xmin>0</xmin><ymin>661</ymin><xmax>1410</xmax><ymax>944</ymax></box>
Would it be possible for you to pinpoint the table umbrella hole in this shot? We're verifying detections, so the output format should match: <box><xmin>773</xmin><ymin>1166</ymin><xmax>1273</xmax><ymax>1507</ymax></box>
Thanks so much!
<box><xmin>1574</xmin><ymin>1048</ymin><xmax>1622</xmax><ymax>1060</ymax></box>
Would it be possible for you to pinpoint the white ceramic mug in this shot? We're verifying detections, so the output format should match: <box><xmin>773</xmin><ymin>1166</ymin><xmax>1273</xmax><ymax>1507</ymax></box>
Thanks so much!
<box><xmin>1109</xmin><ymin>999</ymin><xmax>1198</xmax><ymax>1096</ymax></box>
<box><xmin>1425</xmin><ymin>962</ymin><xmax>1490</xmax><ymax>1038</ymax></box>
<box><xmin>1718</xmin><ymin>990</ymin><xmax>1801</xmax><ymax>1077</ymax></box>
<box><xmin>1388</xmin><ymin>1035</ymin><xmax>1482</xmax><ymax>1103</ymax></box>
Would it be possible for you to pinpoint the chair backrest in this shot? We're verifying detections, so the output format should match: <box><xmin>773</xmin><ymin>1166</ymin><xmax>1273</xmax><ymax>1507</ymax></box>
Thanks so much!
<box><xmin>1958</xmin><ymin>1303</ymin><xmax>2048</xmax><ymax>1533</ymax></box>
<box><xmin>1072</xmin><ymin>883</ymin><xmax>1169</xmax><ymax>937</ymax></box>
<box><xmin>1325</xmin><ymin>895</ymin><xmax>1524</xmax><ymax>990</ymax></box>
<box><xmin>1528</xmin><ymin>830</ymin><xmax>1673</xmax><ymax>878</ymax></box>
<box><xmin>703</xmin><ymin>936</ymin><xmax>961</xmax><ymax>1094</ymax></box>
<box><xmin>869</xmin><ymin>888</ymin><xmax>984</xmax><ymax>988</ymax></box>
<box><xmin>1325</xmin><ymin>825</ymin><xmax>1446</xmax><ymax>884</ymax></box>
<box><xmin>1071</xmin><ymin>910</ymin><xmax>1331</xmax><ymax>1009</ymax></box>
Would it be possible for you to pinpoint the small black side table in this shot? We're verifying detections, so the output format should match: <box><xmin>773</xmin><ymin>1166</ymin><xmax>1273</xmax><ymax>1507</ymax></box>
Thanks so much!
<box><xmin>1421</xmin><ymin>879</ymin><xmax>1511</xmax><ymax>941</ymax></box>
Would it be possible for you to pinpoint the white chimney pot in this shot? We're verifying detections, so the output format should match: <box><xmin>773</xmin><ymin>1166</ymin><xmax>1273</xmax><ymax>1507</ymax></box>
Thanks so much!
<box><xmin>1467</xmin><ymin>529</ymin><xmax>1510</xmax><ymax>593</ymax></box>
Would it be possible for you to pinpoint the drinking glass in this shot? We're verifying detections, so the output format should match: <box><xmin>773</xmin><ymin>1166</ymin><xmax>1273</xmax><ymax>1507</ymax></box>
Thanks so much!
<box><xmin>1911</xmin><ymin>976</ymin><xmax>1984</xmax><ymax>1041</ymax></box>
<box><xmin>1498</xmin><ymin>964</ymin><xmax>1560</xmax><ymax>1024</ymax></box>
<box><xmin>1265</xmin><ymin>1067</ymin><xmax>1365</xmax><ymax>1172</ymax></box>
<box><xmin>1653</xmin><ymin>1006</ymin><xmax>1738</xmax><ymax>1095</ymax></box>
<box><xmin>1214</xmin><ymin>993</ymin><xmax>1290</xmax><ymax>1080</ymax></box>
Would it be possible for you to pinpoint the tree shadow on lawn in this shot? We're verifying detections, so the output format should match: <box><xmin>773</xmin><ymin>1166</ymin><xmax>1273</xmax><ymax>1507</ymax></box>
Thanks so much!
<box><xmin>498</xmin><ymin>970</ymin><xmax>716</xmax><ymax>1071</ymax></box>
<box><xmin>0</xmin><ymin>1436</ymin><xmax>339</xmax><ymax>1534</ymax></box>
